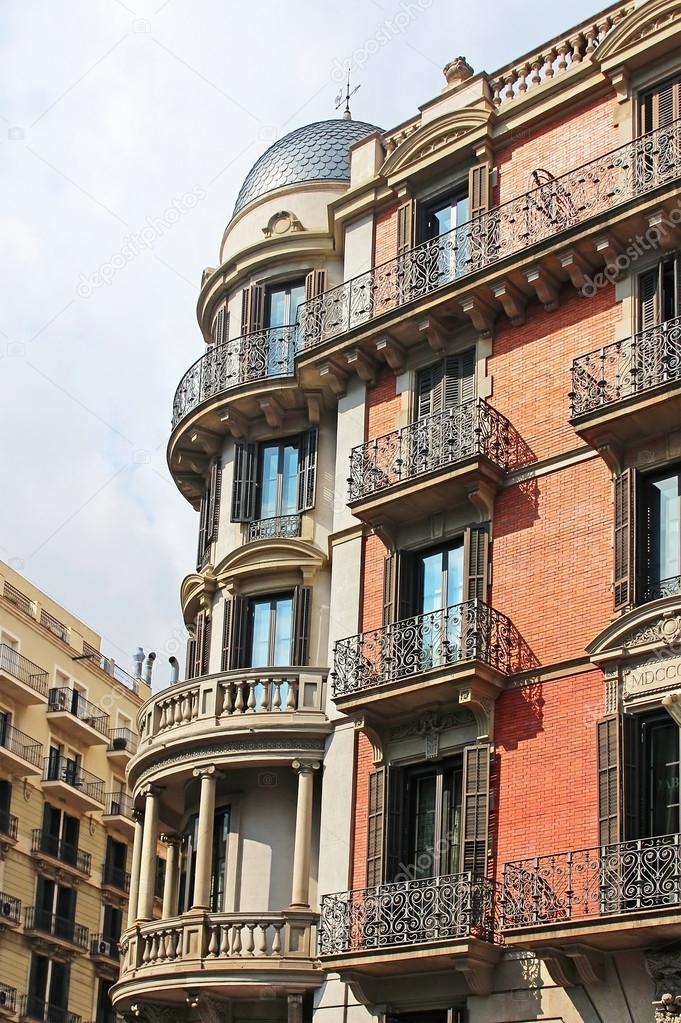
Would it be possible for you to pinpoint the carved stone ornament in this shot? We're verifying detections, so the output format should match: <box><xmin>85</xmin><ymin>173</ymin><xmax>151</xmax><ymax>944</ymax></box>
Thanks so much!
<box><xmin>442</xmin><ymin>56</ymin><xmax>474</xmax><ymax>90</ymax></box>
<box><xmin>625</xmin><ymin>614</ymin><xmax>681</xmax><ymax>650</ymax></box>
<box><xmin>646</xmin><ymin>947</ymin><xmax>681</xmax><ymax>1021</ymax></box>
<box><xmin>262</xmin><ymin>210</ymin><xmax>304</xmax><ymax>238</ymax></box>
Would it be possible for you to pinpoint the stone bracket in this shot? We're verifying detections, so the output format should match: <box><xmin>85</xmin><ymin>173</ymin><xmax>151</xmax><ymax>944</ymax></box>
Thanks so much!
<box><xmin>218</xmin><ymin>407</ymin><xmax>247</xmax><ymax>438</ymax></box>
<box><xmin>187</xmin><ymin>426</ymin><xmax>222</xmax><ymax>455</ymax></box>
<box><xmin>304</xmin><ymin>391</ymin><xmax>323</xmax><ymax>424</ymax></box>
<box><xmin>560</xmin><ymin>249</ymin><xmax>596</xmax><ymax>291</ymax></box>
<box><xmin>319</xmin><ymin>361</ymin><xmax>348</xmax><ymax>397</ymax></box>
<box><xmin>540</xmin><ymin>943</ymin><xmax>607</xmax><ymax>987</ymax></box>
<box><xmin>492</xmin><ymin>280</ymin><xmax>527</xmax><ymax>326</ymax></box>
<box><xmin>455</xmin><ymin>957</ymin><xmax>496</xmax><ymax>996</ymax></box>
<box><xmin>258</xmin><ymin>396</ymin><xmax>285</xmax><ymax>429</ymax></box>
<box><xmin>595</xmin><ymin>233</ymin><xmax>624</xmax><ymax>277</ymax></box>
<box><xmin>526</xmin><ymin>265</ymin><xmax>560</xmax><ymax>311</ymax></box>
<box><xmin>375</xmin><ymin>335</ymin><xmax>406</xmax><ymax>375</ymax></box>
<box><xmin>461</xmin><ymin>294</ymin><xmax>497</xmax><ymax>337</ymax></box>
<box><xmin>417</xmin><ymin>314</ymin><xmax>448</xmax><ymax>354</ymax></box>
<box><xmin>353</xmin><ymin>713</ymin><xmax>384</xmax><ymax>766</ymax></box>
<box><xmin>346</xmin><ymin>348</ymin><xmax>377</xmax><ymax>386</ymax></box>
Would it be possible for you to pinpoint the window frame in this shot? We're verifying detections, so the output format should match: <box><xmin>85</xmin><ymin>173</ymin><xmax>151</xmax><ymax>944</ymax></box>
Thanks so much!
<box><xmin>264</xmin><ymin>278</ymin><xmax>306</xmax><ymax>329</ymax></box>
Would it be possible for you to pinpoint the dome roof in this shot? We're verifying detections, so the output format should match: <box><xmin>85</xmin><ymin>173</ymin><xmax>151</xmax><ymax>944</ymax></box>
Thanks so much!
<box><xmin>232</xmin><ymin>118</ymin><xmax>382</xmax><ymax>216</ymax></box>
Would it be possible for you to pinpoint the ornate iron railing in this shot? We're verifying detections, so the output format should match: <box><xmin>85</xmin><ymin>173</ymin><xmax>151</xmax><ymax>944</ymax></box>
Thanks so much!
<box><xmin>47</xmin><ymin>687</ymin><xmax>109</xmax><ymax>736</ymax></box>
<box><xmin>24</xmin><ymin>907</ymin><xmax>89</xmax><ymax>949</ymax></box>
<box><xmin>107</xmin><ymin>726</ymin><xmax>138</xmax><ymax>755</ymax></box>
<box><xmin>101</xmin><ymin>862</ymin><xmax>131</xmax><ymax>892</ymax></box>
<box><xmin>348</xmin><ymin>399</ymin><xmax>513</xmax><ymax>502</ymax></box>
<box><xmin>643</xmin><ymin>574</ymin><xmax>681</xmax><ymax>603</ymax></box>
<box><xmin>0</xmin><ymin>891</ymin><xmax>21</xmax><ymax>924</ymax></box>
<box><xmin>570</xmin><ymin>314</ymin><xmax>681</xmax><ymax>418</ymax></box>
<box><xmin>0</xmin><ymin>723</ymin><xmax>42</xmax><ymax>768</ymax></box>
<box><xmin>31</xmin><ymin>830</ymin><xmax>91</xmax><ymax>875</ymax></box>
<box><xmin>0</xmin><ymin>810</ymin><xmax>18</xmax><ymax>841</ymax></box>
<box><xmin>20</xmin><ymin>996</ymin><xmax>82</xmax><ymax>1023</ymax></box>
<box><xmin>502</xmin><ymin>832</ymin><xmax>681</xmax><ymax>929</ymax></box>
<box><xmin>0</xmin><ymin>644</ymin><xmax>48</xmax><ymax>696</ymax></box>
<box><xmin>319</xmin><ymin>873</ymin><xmax>498</xmax><ymax>955</ymax></box>
<box><xmin>333</xmin><ymin>599</ymin><xmax>523</xmax><ymax>697</ymax></box>
<box><xmin>42</xmin><ymin>755</ymin><xmax>105</xmax><ymax>803</ymax></box>
<box><xmin>246</xmin><ymin>513</ymin><xmax>302</xmax><ymax>543</ymax></box>
<box><xmin>172</xmin><ymin>324</ymin><xmax>297</xmax><ymax>428</ymax></box>
<box><xmin>103</xmin><ymin>791</ymin><xmax>135</xmax><ymax>819</ymax></box>
<box><xmin>0</xmin><ymin>984</ymin><xmax>16</xmax><ymax>1013</ymax></box>
<box><xmin>298</xmin><ymin>119</ymin><xmax>681</xmax><ymax>349</ymax></box>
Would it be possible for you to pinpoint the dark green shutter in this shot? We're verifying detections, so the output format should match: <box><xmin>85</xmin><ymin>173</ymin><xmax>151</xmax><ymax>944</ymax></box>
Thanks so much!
<box><xmin>229</xmin><ymin>596</ymin><xmax>250</xmax><ymax>670</ymax></box>
<box><xmin>366</xmin><ymin>767</ymin><xmax>385</xmax><ymax>887</ymax></box>
<box><xmin>464</xmin><ymin>525</ymin><xmax>489</xmax><ymax>602</ymax></box>
<box><xmin>291</xmin><ymin>586</ymin><xmax>312</xmax><ymax>666</ymax></box>
<box><xmin>622</xmin><ymin>714</ymin><xmax>639</xmax><ymax>842</ymax></box>
<box><xmin>186</xmin><ymin>635</ymin><xmax>197</xmax><ymax>680</ymax></box>
<box><xmin>461</xmin><ymin>743</ymin><xmax>491</xmax><ymax>875</ymax></box>
<box><xmin>597</xmin><ymin>716</ymin><xmax>621</xmax><ymax>846</ymax></box>
<box><xmin>383</xmin><ymin>552</ymin><xmax>396</xmax><ymax>626</ymax></box>
<box><xmin>396</xmin><ymin>550</ymin><xmax>417</xmax><ymax>621</ymax></box>
<box><xmin>385</xmin><ymin>765</ymin><xmax>405</xmax><ymax>883</ymax></box>
<box><xmin>208</xmin><ymin>460</ymin><xmax>223</xmax><ymax>542</ymax></box>
<box><xmin>614</xmin><ymin>469</ymin><xmax>637</xmax><ymax>610</ymax></box>
<box><xmin>220</xmin><ymin>598</ymin><xmax>232</xmax><ymax>672</ymax></box>
<box><xmin>231</xmin><ymin>442</ymin><xmax>258</xmax><ymax>522</ymax></box>
<box><xmin>296</xmin><ymin>428</ymin><xmax>318</xmax><ymax>512</ymax></box>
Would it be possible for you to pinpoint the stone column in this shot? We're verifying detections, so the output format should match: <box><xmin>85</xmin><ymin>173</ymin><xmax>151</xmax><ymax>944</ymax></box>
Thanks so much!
<box><xmin>136</xmin><ymin>785</ymin><xmax>160</xmax><ymax>921</ymax></box>
<box><xmin>191</xmin><ymin>766</ymin><xmax>217</xmax><ymax>911</ymax></box>
<box><xmin>126</xmin><ymin>810</ymin><xmax>144</xmax><ymax>928</ymax></box>
<box><xmin>161</xmin><ymin>834</ymin><xmax>182</xmax><ymax>919</ymax></box>
<box><xmin>290</xmin><ymin>760</ymin><xmax>320</xmax><ymax>909</ymax></box>
<box><xmin>287</xmin><ymin>994</ymin><xmax>304</xmax><ymax>1023</ymax></box>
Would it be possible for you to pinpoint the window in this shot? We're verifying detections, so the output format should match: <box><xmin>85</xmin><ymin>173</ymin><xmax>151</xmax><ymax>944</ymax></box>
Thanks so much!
<box><xmin>0</xmin><ymin>779</ymin><xmax>12</xmax><ymax>836</ymax></box>
<box><xmin>403</xmin><ymin>760</ymin><xmax>463</xmax><ymax>878</ymax></box>
<box><xmin>27</xmin><ymin>955</ymin><xmax>70</xmax><ymax>1023</ymax></box>
<box><xmin>102</xmin><ymin>905</ymin><xmax>122</xmax><ymax>944</ymax></box>
<box><xmin>231</xmin><ymin>429</ymin><xmax>318</xmax><ymax>523</ymax></box>
<box><xmin>186</xmin><ymin>608</ymin><xmax>212</xmax><ymax>680</ymax></box>
<box><xmin>265</xmin><ymin>279</ymin><xmax>306</xmax><ymax>329</ymax></box>
<box><xmin>41</xmin><ymin>803</ymin><xmax>80</xmax><ymax>866</ymax></box>
<box><xmin>248</xmin><ymin>594</ymin><xmax>294</xmax><ymax>667</ymax></box>
<box><xmin>35</xmin><ymin>875</ymin><xmax>77</xmax><ymax>939</ymax></box>
<box><xmin>416</xmin><ymin>351</ymin><xmax>476</xmax><ymax>419</ymax></box>
<box><xmin>96</xmin><ymin>980</ymin><xmax>115</xmax><ymax>1023</ymax></box>
<box><xmin>104</xmin><ymin>837</ymin><xmax>128</xmax><ymax>888</ymax></box>
<box><xmin>424</xmin><ymin>191</ymin><xmax>469</xmax><ymax>242</ymax></box>
<box><xmin>222</xmin><ymin>586</ymin><xmax>311</xmax><ymax>672</ymax></box>
<box><xmin>638</xmin><ymin>254</ymin><xmax>680</xmax><ymax>330</ymax></box>
<box><xmin>640</xmin><ymin>75</ymin><xmax>681</xmax><ymax>134</ymax></box>
<box><xmin>210</xmin><ymin>809</ymin><xmax>230</xmax><ymax>912</ymax></box>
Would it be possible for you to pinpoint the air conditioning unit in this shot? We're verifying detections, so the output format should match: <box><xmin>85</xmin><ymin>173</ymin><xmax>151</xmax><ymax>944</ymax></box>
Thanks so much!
<box><xmin>99</xmin><ymin>941</ymin><xmax>109</xmax><ymax>954</ymax></box>
<box><xmin>2</xmin><ymin>902</ymin><xmax>12</xmax><ymax>916</ymax></box>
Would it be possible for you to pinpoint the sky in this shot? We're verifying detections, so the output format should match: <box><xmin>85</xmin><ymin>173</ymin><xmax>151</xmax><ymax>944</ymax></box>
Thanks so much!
<box><xmin>0</xmin><ymin>0</ymin><xmax>602</xmax><ymax>685</ymax></box>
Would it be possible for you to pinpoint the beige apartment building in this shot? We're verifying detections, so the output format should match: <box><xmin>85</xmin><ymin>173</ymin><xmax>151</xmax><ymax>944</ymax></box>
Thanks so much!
<box><xmin>0</xmin><ymin>560</ymin><xmax>151</xmax><ymax>1023</ymax></box>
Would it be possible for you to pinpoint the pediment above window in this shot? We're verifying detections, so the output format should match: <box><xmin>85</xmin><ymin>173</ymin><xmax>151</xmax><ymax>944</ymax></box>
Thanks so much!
<box><xmin>214</xmin><ymin>537</ymin><xmax>326</xmax><ymax>592</ymax></box>
<box><xmin>381</xmin><ymin>107</ymin><xmax>492</xmax><ymax>182</ymax></box>
<box><xmin>180</xmin><ymin>571</ymin><xmax>217</xmax><ymax>624</ymax></box>
<box><xmin>595</xmin><ymin>0</ymin><xmax>681</xmax><ymax>70</ymax></box>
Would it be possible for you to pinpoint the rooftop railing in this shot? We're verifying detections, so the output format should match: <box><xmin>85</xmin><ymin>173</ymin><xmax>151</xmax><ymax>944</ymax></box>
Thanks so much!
<box><xmin>570</xmin><ymin>313</ymin><xmax>681</xmax><ymax>418</ymax></box>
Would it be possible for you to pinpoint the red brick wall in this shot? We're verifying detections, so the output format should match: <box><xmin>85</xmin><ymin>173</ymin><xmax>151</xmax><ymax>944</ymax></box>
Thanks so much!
<box><xmin>494</xmin><ymin>669</ymin><xmax>603</xmax><ymax>865</ymax></box>
<box><xmin>373</xmin><ymin>203</ymin><xmax>400</xmax><ymax>267</ymax></box>
<box><xmin>492</xmin><ymin>457</ymin><xmax>613</xmax><ymax>665</ymax></box>
<box><xmin>351</xmin><ymin>732</ymin><xmax>374</xmax><ymax>889</ymax></box>
<box><xmin>489</xmin><ymin>285</ymin><xmax>621</xmax><ymax>463</ymax></box>
<box><xmin>494</xmin><ymin>92</ymin><xmax>620</xmax><ymax>207</ymax></box>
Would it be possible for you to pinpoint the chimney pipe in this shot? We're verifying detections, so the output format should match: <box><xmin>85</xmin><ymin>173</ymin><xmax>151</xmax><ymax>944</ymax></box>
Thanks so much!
<box><xmin>169</xmin><ymin>656</ymin><xmax>179</xmax><ymax>685</ymax></box>
<box><xmin>142</xmin><ymin>651</ymin><xmax>156</xmax><ymax>685</ymax></box>
<box><xmin>133</xmin><ymin>647</ymin><xmax>145</xmax><ymax>679</ymax></box>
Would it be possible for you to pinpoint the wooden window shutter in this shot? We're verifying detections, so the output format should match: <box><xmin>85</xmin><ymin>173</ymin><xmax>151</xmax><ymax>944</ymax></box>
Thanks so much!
<box><xmin>639</xmin><ymin>268</ymin><xmax>660</xmax><ymax>331</ymax></box>
<box><xmin>597</xmin><ymin>716</ymin><xmax>621</xmax><ymax>846</ymax></box>
<box><xmin>461</xmin><ymin>743</ymin><xmax>491</xmax><ymax>875</ymax></box>
<box><xmin>207</xmin><ymin>460</ymin><xmax>223</xmax><ymax>543</ymax></box>
<box><xmin>366</xmin><ymin>767</ymin><xmax>385</xmax><ymax>887</ymax></box>
<box><xmin>396</xmin><ymin>199</ymin><xmax>415</xmax><ymax>255</ymax></box>
<box><xmin>622</xmin><ymin>713</ymin><xmax>639</xmax><ymax>842</ymax></box>
<box><xmin>194</xmin><ymin>611</ymin><xmax>206</xmax><ymax>676</ymax></box>
<box><xmin>212</xmin><ymin>306</ymin><xmax>227</xmax><ymax>346</ymax></box>
<box><xmin>196</xmin><ymin>487</ymin><xmax>210</xmax><ymax>569</ymax></box>
<box><xmin>385</xmin><ymin>765</ymin><xmax>405</xmax><ymax>883</ymax></box>
<box><xmin>305</xmin><ymin>270</ymin><xmax>326</xmax><ymax>303</ymax></box>
<box><xmin>468</xmin><ymin>163</ymin><xmax>490</xmax><ymax>219</ymax></box>
<box><xmin>220</xmin><ymin>598</ymin><xmax>232</xmax><ymax>672</ymax></box>
<box><xmin>416</xmin><ymin>363</ymin><xmax>439</xmax><ymax>419</ymax></box>
<box><xmin>229</xmin><ymin>596</ymin><xmax>250</xmax><ymax>671</ymax></box>
<box><xmin>383</xmin><ymin>552</ymin><xmax>396</xmax><ymax>626</ymax></box>
<box><xmin>296</xmin><ymin>428</ymin><xmax>318</xmax><ymax>512</ymax></box>
<box><xmin>464</xmin><ymin>524</ymin><xmax>489</xmax><ymax>602</ymax></box>
<box><xmin>231</xmin><ymin>442</ymin><xmax>258</xmax><ymax>522</ymax></box>
<box><xmin>241</xmin><ymin>284</ymin><xmax>264</xmax><ymax>334</ymax></box>
<box><xmin>395</xmin><ymin>549</ymin><xmax>417</xmax><ymax>621</ymax></box>
<box><xmin>443</xmin><ymin>348</ymin><xmax>476</xmax><ymax>409</ymax></box>
<box><xmin>614</xmin><ymin>468</ymin><xmax>637</xmax><ymax>611</ymax></box>
<box><xmin>186</xmin><ymin>635</ymin><xmax>197</xmax><ymax>680</ymax></box>
<box><xmin>642</xmin><ymin>75</ymin><xmax>681</xmax><ymax>132</ymax></box>
<box><xmin>291</xmin><ymin>586</ymin><xmax>312</xmax><ymax>666</ymax></box>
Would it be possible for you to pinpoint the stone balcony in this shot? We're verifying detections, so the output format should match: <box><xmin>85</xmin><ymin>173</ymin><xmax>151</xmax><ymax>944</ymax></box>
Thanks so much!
<box><xmin>113</xmin><ymin>910</ymin><xmax>319</xmax><ymax>1008</ymax></box>
<box><xmin>502</xmin><ymin>832</ymin><xmax>681</xmax><ymax>985</ymax></box>
<box><xmin>0</xmin><ymin>723</ymin><xmax>42</xmax><ymax>779</ymax></box>
<box><xmin>570</xmin><ymin>313</ymin><xmax>681</xmax><ymax>454</ymax></box>
<box><xmin>46</xmin><ymin>687</ymin><xmax>109</xmax><ymax>746</ymax></box>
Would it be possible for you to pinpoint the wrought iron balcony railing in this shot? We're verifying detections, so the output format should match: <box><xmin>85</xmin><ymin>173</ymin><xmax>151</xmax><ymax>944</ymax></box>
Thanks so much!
<box><xmin>0</xmin><ymin>644</ymin><xmax>48</xmax><ymax>696</ymax></box>
<box><xmin>24</xmin><ymin>907</ymin><xmax>89</xmax><ymax>949</ymax></box>
<box><xmin>570</xmin><ymin>314</ymin><xmax>681</xmax><ymax>418</ymax></box>
<box><xmin>31</xmin><ymin>830</ymin><xmax>91</xmax><ymax>875</ymax></box>
<box><xmin>107</xmin><ymin>726</ymin><xmax>138</xmax><ymax>755</ymax></box>
<box><xmin>319</xmin><ymin>873</ymin><xmax>499</xmax><ymax>955</ymax></box>
<box><xmin>47</xmin><ymin>687</ymin><xmax>109</xmax><ymax>735</ymax></box>
<box><xmin>42</xmin><ymin>756</ymin><xmax>105</xmax><ymax>803</ymax></box>
<box><xmin>172</xmin><ymin>324</ymin><xmax>297</xmax><ymax>429</ymax></box>
<box><xmin>90</xmin><ymin>933</ymin><xmax>120</xmax><ymax>960</ymax></box>
<box><xmin>0</xmin><ymin>810</ymin><xmax>18</xmax><ymax>841</ymax></box>
<box><xmin>348</xmin><ymin>399</ymin><xmax>514</xmax><ymax>503</ymax></box>
<box><xmin>246</xmin><ymin>513</ymin><xmax>302</xmax><ymax>543</ymax></box>
<box><xmin>0</xmin><ymin>723</ymin><xmax>42</xmax><ymax>768</ymax></box>
<box><xmin>0</xmin><ymin>891</ymin><xmax>21</xmax><ymax>924</ymax></box>
<box><xmin>298</xmin><ymin>119</ymin><xmax>681</xmax><ymax>350</ymax></box>
<box><xmin>502</xmin><ymin>832</ymin><xmax>681</xmax><ymax>929</ymax></box>
<box><xmin>40</xmin><ymin>609</ymin><xmax>68</xmax><ymax>642</ymax></box>
<box><xmin>643</xmin><ymin>574</ymin><xmax>681</xmax><ymax>603</ymax></box>
<box><xmin>20</xmin><ymin>996</ymin><xmax>81</xmax><ymax>1023</ymax></box>
<box><xmin>101</xmin><ymin>862</ymin><xmax>131</xmax><ymax>892</ymax></box>
<box><xmin>333</xmin><ymin>599</ymin><xmax>524</xmax><ymax>698</ymax></box>
<box><xmin>103</xmin><ymin>791</ymin><xmax>135</xmax><ymax>819</ymax></box>
<box><xmin>0</xmin><ymin>984</ymin><xmax>16</xmax><ymax>1014</ymax></box>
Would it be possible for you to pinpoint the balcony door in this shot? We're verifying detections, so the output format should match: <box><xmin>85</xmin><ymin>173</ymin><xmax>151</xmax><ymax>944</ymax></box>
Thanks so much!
<box><xmin>636</xmin><ymin>712</ymin><xmax>680</xmax><ymax>840</ymax></box>
<box><xmin>423</xmin><ymin>190</ymin><xmax>470</xmax><ymax>284</ymax></box>
<box><xmin>412</xmin><ymin>541</ymin><xmax>464</xmax><ymax>670</ymax></box>
<box><xmin>248</xmin><ymin>594</ymin><xmax>294</xmax><ymax>668</ymax></box>
<box><xmin>42</xmin><ymin>803</ymin><xmax>79</xmax><ymax>866</ymax></box>
<box><xmin>265</xmin><ymin>280</ymin><xmax>306</xmax><ymax>329</ymax></box>
<box><xmin>404</xmin><ymin>760</ymin><xmax>463</xmax><ymax>879</ymax></box>
<box><xmin>640</xmin><ymin>464</ymin><xmax>681</xmax><ymax>601</ymax></box>
<box><xmin>28</xmin><ymin>954</ymin><xmax>70</xmax><ymax>1022</ymax></box>
<box><xmin>258</xmin><ymin>440</ymin><xmax>300</xmax><ymax>520</ymax></box>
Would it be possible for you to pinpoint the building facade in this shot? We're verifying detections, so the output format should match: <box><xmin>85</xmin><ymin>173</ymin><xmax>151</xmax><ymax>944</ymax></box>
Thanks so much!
<box><xmin>0</xmin><ymin>560</ymin><xmax>151</xmax><ymax>1023</ymax></box>
<box><xmin>112</xmin><ymin>2</ymin><xmax>681</xmax><ymax>1021</ymax></box>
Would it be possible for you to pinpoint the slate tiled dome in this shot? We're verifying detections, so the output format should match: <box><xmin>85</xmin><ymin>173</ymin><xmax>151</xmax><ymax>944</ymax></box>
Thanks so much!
<box><xmin>233</xmin><ymin>119</ymin><xmax>382</xmax><ymax>216</ymax></box>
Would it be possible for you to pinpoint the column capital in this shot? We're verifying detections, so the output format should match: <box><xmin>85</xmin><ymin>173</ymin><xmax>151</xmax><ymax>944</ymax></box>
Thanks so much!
<box><xmin>292</xmin><ymin>759</ymin><xmax>320</xmax><ymax>775</ymax></box>
<box><xmin>192</xmin><ymin>765</ymin><xmax>216</xmax><ymax>780</ymax></box>
<box><xmin>138</xmin><ymin>784</ymin><xmax>163</xmax><ymax>800</ymax></box>
<box><xmin>160</xmin><ymin>832</ymin><xmax>183</xmax><ymax>847</ymax></box>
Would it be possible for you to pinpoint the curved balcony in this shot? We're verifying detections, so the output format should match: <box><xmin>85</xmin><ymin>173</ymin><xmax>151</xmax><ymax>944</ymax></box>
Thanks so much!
<box><xmin>332</xmin><ymin>599</ymin><xmax>531</xmax><ymax>720</ymax></box>
<box><xmin>570</xmin><ymin>314</ymin><xmax>681</xmax><ymax>451</ymax></box>
<box><xmin>132</xmin><ymin>667</ymin><xmax>330</xmax><ymax>786</ymax></box>
<box><xmin>113</xmin><ymin>910</ymin><xmax>319</xmax><ymax>1009</ymax></box>
<box><xmin>295</xmin><ymin>120</ymin><xmax>681</xmax><ymax>363</ymax></box>
<box><xmin>347</xmin><ymin>399</ymin><xmax>517</xmax><ymax>526</ymax></box>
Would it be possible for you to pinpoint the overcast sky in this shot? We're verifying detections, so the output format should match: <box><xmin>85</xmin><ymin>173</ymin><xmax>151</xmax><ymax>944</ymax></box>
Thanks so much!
<box><xmin>0</xmin><ymin>0</ymin><xmax>601</xmax><ymax>684</ymax></box>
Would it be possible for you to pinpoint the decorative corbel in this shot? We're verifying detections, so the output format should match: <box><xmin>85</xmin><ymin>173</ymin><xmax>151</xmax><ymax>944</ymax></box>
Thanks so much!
<box><xmin>595</xmin><ymin>234</ymin><xmax>624</xmax><ymax>278</ymax></box>
<box><xmin>458</xmin><ymin>688</ymin><xmax>495</xmax><ymax>740</ymax></box>
<box><xmin>540</xmin><ymin>947</ymin><xmax>578</xmax><ymax>987</ymax></box>
<box><xmin>492</xmin><ymin>280</ymin><xmax>527</xmax><ymax>326</ymax></box>
<box><xmin>375</xmin><ymin>335</ymin><xmax>405</xmax><ymax>374</ymax></box>
<box><xmin>346</xmin><ymin>348</ymin><xmax>377</xmax><ymax>386</ymax></box>
<box><xmin>559</xmin><ymin>250</ymin><xmax>596</xmax><ymax>292</ymax></box>
<box><xmin>460</xmin><ymin>294</ymin><xmax>497</xmax><ymax>337</ymax></box>
<box><xmin>258</xmin><ymin>396</ymin><xmax>285</xmax><ymax>430</ymax></box>
<box><xmin>525</xmin><ymin>266</ymin><xmax>560</xmax><ymax>311</ymax></box>
<box><xmin>455</xmin><ymin>959</ymin><xmax>495</xmax><ymax>996</ymax></box>
<box><xmin>607</xmin><ymin>66</ymin><xmax>631</xmax><ymax>105</ymax></box>
<box><xmin>304</xmin><ymin>391</ymin><xmax>323</xmax><ymax>424</ymax></box>
<box><xmin>596</xmin><ymin>439</ymin><xmax>623</xmax><ymax>475</ymax></box>
<box><xmin>417</xmin><ymin>314</ymin><xmax>448</xmax><ymax>354</ymax></box>
<box><xmin>319</xmin><ymin>361</ymin><xmax>348</xmax><ymax>397</ymax></box>
<box><xmin>218</xmin><ymin>407</ymin><xmax>247</xmax><ymax>438</ymax></box>
<box><xmin>467</xmin><ymin>480</ymin><xmax>497</xmax><ymax>521</ymax></box>
<box><xmin>188</xmin><ymin>426</ymin><xmax>222</xmax><ymax>455</ymax></box>
<box><xmin>563</xmin><ymin>944</ymin><xmax>608</xmax><ymax>985</ymax></box>
<box><xmin>353</xmin><ymin>714</ymin><xmax>384</xmax><ymax>766</ymax></box>
<box><xmin>369</xmin><ymin>521</ymin><xmax>396</xmax><ymax>552</ymax></box>
<box><xmin>175</xmin><ymin>449</ymin><xmax>210</xmax><ymax>476</ymax></box>
<box><xmin>647</xmin><ymin>209</ymin><xmax>680</xmax><ymax>251</ymax></box>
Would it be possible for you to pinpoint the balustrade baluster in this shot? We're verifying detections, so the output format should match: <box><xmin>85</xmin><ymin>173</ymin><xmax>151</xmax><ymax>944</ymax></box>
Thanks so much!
<box><xmin>271</xmin><ymin>922</ymin><xmax>283</xmax><ymax>955</ymax></box>
<box><xmin>222</xmin><ymin>682</ymin><xmax>233</xmax><ymax>716</ymax></box>
<box><xmin>208</xmin><ymin>925</ymin><xmax>219</xmax><ymax>956</ymax></box>
<box><xmin>286</xmin><ymin>679</ymin><xmax>298</xmax><ymax>711</ymax></box>
<box><xmin>172</xmin><ymin>698</ymin><xmax>181</xmax><ymax>726</ymax></box>
<box><xmin>256</xmin><ymin>922</ymin><xmax>269</xmax><ymax>956</ymax></box>
<box><xmin>234</xmin><ymin>681</ymin><xmax>245</xmax><ymax>714</ymax></box>
<box><xmin>180</xmin><ymin>693</ymin><xmax>191</xmax><ymax>723</ymax></box>
<box><xmin>231</xmin><ymin>924</ymin><xmax>242</xmax><ymax>956</ymax></box>
<box><xmin>272</xmin><ymin>680</ymin><xmax>282</xmax><ymax>711</ymax></box>
<box><xmin>530</xmin><ymin>56</ymin><xmax>543</xmax><ymax>88</ymax></box>
<box><xmin>247</xmin><ymin>681</ymin><xmax>257</xmax><ymax>713</ymax></box>
<box><xmin>219</xmin><ymin>924</ymin><xmax>230</xmax><ymax>956</ymax></box>
<box><xmin>243</xmin><ymin>923</ymin><xmax>255</xmax><ymax>956</ymax></box>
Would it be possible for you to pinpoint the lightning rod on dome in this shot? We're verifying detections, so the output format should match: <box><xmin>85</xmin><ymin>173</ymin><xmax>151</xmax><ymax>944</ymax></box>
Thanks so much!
<box><xmin>335</xmin><ymin>68</ymin><xmax>360</xmax><ymax>120</ymax></box>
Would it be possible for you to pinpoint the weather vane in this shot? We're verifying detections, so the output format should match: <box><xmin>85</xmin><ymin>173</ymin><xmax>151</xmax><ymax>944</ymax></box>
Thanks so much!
<box><xmin>335</xmin><ymin>68</ymin><xmax>360</xmax><ymax>120</ymax></box>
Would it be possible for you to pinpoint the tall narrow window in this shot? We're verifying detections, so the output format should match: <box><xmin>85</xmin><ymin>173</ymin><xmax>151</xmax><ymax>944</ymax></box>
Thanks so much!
<box><xmin>248</xmin><ymin>594</ymin><xmax>294</xmax><ymax>667</ymax></box>
<box><xmin>638</xmin><ymin>255</ymin><xmax>680</xmax><ymax>330</ymax></box>
<box><xmin>390</xmin><ymin>759</ymin><xmax>463</xmax><ymax>881</ymax></box>
<box><xmin>415</xmin><ymin>351</ymin><xmax>476</xmax><ymax>419</ymax></box>
<box><xmin>265</xmin><ymin>280</ymin><xmax>306</xmax><ymax>328</ymax></box>
<box><xmin>210</xmin><ymin>809</ymin><xmax>230</xmax><ymax>912</ymax></box>
<box><xmin>259</xmin><ymin>441</ymin><xmax>300</xmax><ymax>519</ymax></box>
<box><xmin>640</xmin><ymin>464</ymin><xmax>681</xmax><ymax>601</ymax></box>
<box><xmin>424</xmin><ymin>191</ymin><xmax>469</xmax><ymax>240</ymax></box>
